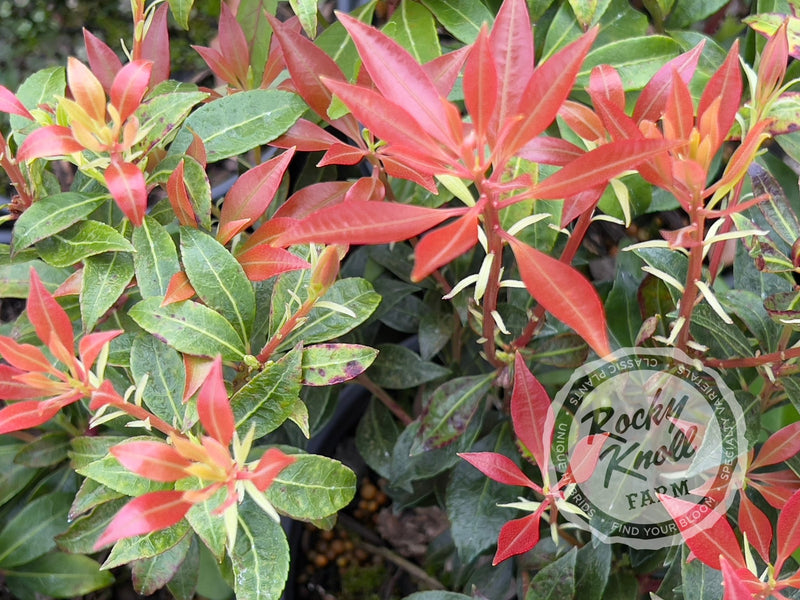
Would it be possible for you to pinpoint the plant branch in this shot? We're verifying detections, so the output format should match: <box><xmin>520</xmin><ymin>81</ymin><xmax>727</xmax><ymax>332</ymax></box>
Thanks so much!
<box><xmin>704</xmin><ymin>346</ymin><xmax>800</xmax><ymax>369</ymax></box>
<box><xmin>356</xmin><ymin>374</ymin><xmax>413</xmax><ymax>426</ymax></box>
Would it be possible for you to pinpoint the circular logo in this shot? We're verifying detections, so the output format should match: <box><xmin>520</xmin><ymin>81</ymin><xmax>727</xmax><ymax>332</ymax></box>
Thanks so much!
<box><xmin>549</xmin><ymin>347</ymin><xmax>747</xmax><ymax>549</ymax></box>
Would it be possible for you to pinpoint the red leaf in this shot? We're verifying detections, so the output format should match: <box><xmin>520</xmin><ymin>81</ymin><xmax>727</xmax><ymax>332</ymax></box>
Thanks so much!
<box><xmin>749</xmin><ymin>478</ymin><xmax>800</xmax><ymax>509</ymax></box>
<box><xmin>78</xmin><ymin>330</ymin><xmax>122</xmax><ymax>371</ymax></box>
<box><xmin>750</xmin><ymin>421</ymin><xmax>800</xmax><ymax>470</ymax></box>
<box><xmin>592</xmin><ymin>95</ymin><xmax>640</xmax><ymax>142</ymax></box>
<box><xmin>186</xmin><ymin>130</ymin><xmax>207</xmax><ymax>168</ymax></box>
<box><xmin>658</xmin><ymin>494</ymin><xmax>746</xmax><ymax>571</ymax></box>
<box><xmin>95</xmin><ymin>490</ymin><xmax>192</xmax><ymax>549</ymax></box>
<box><xmin>271</xmin><ymin>119</ymin><xmax>341</xmax><ymax>152</ymax></box>
<box><xmin>28</xmin><ymin>268</ymin><xmax>75</xmax><ymax>368</ymax></box>
<box><xmin>511</xmin><ymin>353</ymin><xmax>554</xmax><ymax>469</ymax></box>
<box><xmin>183</xmin><ymin>355</ymin><xmax>214</xmax><ymax>403</ymax></box>
<box><xmin>0</xmin><ymin>86</ymin><xmax>33</xmax><ymax>120</ymax></box>
<box><xmin>458</xmin><ymin>452</ymin><xmax>538</xmax><ymax>490</ymax></box>
<box><xmin>273</xmin><ymin>182</ymin><xmax>351</xmax><ymax>220</ymax></box>
<box><xmin>251</xmin><ymin>447</ymin><xmax>297</xmax><ymax>490</ymax></box>
<box><xmin>698</xmin><ymin>40</ymin><xmax>741</xmax><ymax>152</ymax></box>
<box><xmin>380</xmin><ymin>155</ymin><xmax>438</xmax><ymax>193</ymax></box>
<box><xmin>422</xmin><ymin>47</ymin><xmax>469</xmax><ymax>98</ymax></box>
<box><xmin>105</xmin><ymin>160</ymin><xmax>147</xmax><ymax>226</ymax></box>
<box><xmin>338</xmin><ymin>13</ymin><xmax>453</xmax><ymax>145</ymax></box>
<box><xmin>488</xmin><ymin>0</ymin><xmax>534</xmax><ymax>137</ymax></box>
<box><xmin>500</xmin><ymin>28</ymin><xmax>598</xmax><ymax>160</ymax></box>
<box><xmin>276</xmin><ymin>202</ymin><xmax>466</xmax><ymax>247</ymax></box>
<box><xmin>738</xmin><ymin>493</ymin><xmax>772</xmax><ymax>563</ymax></box>
<box><xmin>16</xmin><ymin>126</ymin><xmax>84</xmax><ymax>161</ymax></box>
<box><xmin>110</xmin><ymin>60</ymin><xmax>152</xmax><ymax>123</ymax></box>
<box><xmin>463</xmin><ymin>26</ymin><xmax>497</xmax><ymax>143</ymax></box>
<box><xmin>267</xmin><ymin>14</ymin><xmax>359</xmax><ymax>139</ymax></box>
<box><xmin>111</xmin><ymin>441</ymin><xmax>192</xmax><ymax>481</ymax></box>
<box><xmin>162</xmin><ymin>271</ymin><xmax>196</xmax><ymax>306</ymax></box>
<box><xmin>776</xmin><ymin>487</ymin><xmax>800</xmax><ymax>572</ymax></box>
<box><xmin>0</xmin><ymin>336</ymin><xmax>57</xmax><ymax>373</ymax></box>
<box><xmin>558</xmin><ymin>101</ymin><xmax>606</xmax><ymax>143</ymax></box>
<box><xmin>237</xmin><ymin>245</ymin><xmax>311</xmax><ymax>281</ymax></box>
<box><xmin>89</xmin><ymin>379</ymin><xmax>124</xmax><ymax>410</ymax></box>
<box><xmin>0</xmin><ymin>365</ymin><xmax>50</xmax><ymax>400</ymax></box>
<box><xmin>493</xmin><ymin>508</ymin><xmax>545</xmax><ymax>565</ymax></box>
<box><xmin>411</xmin><ymin>211</ymin><xmax>478</xmax><ymax>282</ymax></box>
<box><xmin>589</xmin><ymin>64</ymin><xmax>625</xmax><ymax>111</ymax></box>
<box><xmin>217</xmin><ymin>149</ymin><xmax>295</xmax><ymax>245</ymax></box>
<box><xmin>67</xmin><ymin>57</ymin><xmax>106</xmax><ymax>123</ymax></box>
<box><xmin>343</xmin><ymin>176</ymin><xmax>384</xmax><ymax>203</ymax></box>
<box><xmin>141</xmin><ymin>4</ymin><xmax>170</xmax><ymax>87</ymax></box>
<box><xmin>238</xmin><ymin>218</ymin><xmax>298</xmax><ymax>253</ymax></box>
<box><xmin>663</xmin><ymin>70</ymin><xmax>694</xmax><ymax>143</ymax></box>
<box><xmin>505</xmin><ymin>235</ymin><xmax>611</xmax><ymax>357</ymax></box>
<box><xmin>218</xmin><ymin>3</ymin><xmax>250</xmax><ymax>83</ymax></box>
<box><xmin>317</xmin><ymin>142</ymin><xmax>367</xmax><ymax>167</ymax></box>
<box><xmin>83</xmin><ymin>29</ymin><xmax>123</xmax><ymax>94</ymax></box>
<box><xmin>720</xmin><ymin>556</ymin><xmax>762</xmax><ymax>600</ymax></box>
<box><xmin>197</xmin><ymin>356</ymin><xmax>234</xmax><ymax>447</ymax></box>
<box><xmin>757</xmin><ymin>21</ymin><xmax>789</xmax><ymax>105</ymax></box>
<box><xmin>563</xmin><ymin>433</ymin><xmax>609</xmax><ymax>485</ymax></box>
<box><xmin>192</xmin><ymin>46</ymin><xmax>240</xmax><ymax>88</ymax></box>
<box><xmin>634</xmin><ymin>41</ymin><xmax>704</xmax><ymax>123</ymax></box>
<box><xmin>167</xmin><ymin>160</ymin><xmax>198</xmax><ymax>228</ymax></box>
<box><xmin>322</xmin><ymin>79</ymin><xmax>453</xmax><ymax>170</ymax></box>
<box><xmin>517</xmin><ymin>136</ymin><xmax>585</xmax><ymax>167</ymax></box>
<box><xmin>532</xmin><ymin>139</ymin><xmax>676</xmax><ymax>200</ymax></box>
<box><xmin>0</xmin><ymin>399</ymin><xmax>65</xmax><ymax>434</ymax></box>
<box><xmin>560</xmin><ymin>186</ymin><xmax>605</xmax><ymax>227</ymax></box>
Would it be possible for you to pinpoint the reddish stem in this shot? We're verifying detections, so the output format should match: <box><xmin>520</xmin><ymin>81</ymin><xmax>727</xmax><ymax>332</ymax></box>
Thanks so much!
<box><xmin>256</xmin><ymin>298</ymin><xmax>315</xmax><ymax>364</ymax></box>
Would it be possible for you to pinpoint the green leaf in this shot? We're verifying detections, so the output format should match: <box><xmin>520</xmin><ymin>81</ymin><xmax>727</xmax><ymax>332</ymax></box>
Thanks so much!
<box><xmin>568</xmin><ymin>0</ymin><xmax>612</xmax><ymax>27</ymax></box>
<box><xmin>529</xmin><ymin>333</ymin><xmax>589</xmax><ymax>369</ymax></box>
<box><xmin>606</xmin><ymin>249</ymin><xmax>645</xmax><ymax>348</ymax></box>
<box><xmin>232</xmin><ymin>346</ymin><xmax>302</xmax><ymax>438</ymax></box>
<box><xmin>12</xmin><ymin>193</ymin><xmax>105</xmax><ymax>253</ymax></box>
<box><xmin>36</xmin><ymin>220</ymin><xmax>134</xmax><ymax>268</ymax></box>
<box><xmin>136</xmin><ymin>90</ymin><xmax>208</xmax><ymax>152</ymax></box>
<box><xmin>9</xmin><ymin>67</ymin><xmax>65</xmax><ymax>136</ymax></box>
<box><xmin>69</xmin><ymin>436</ymin><xmax>125</xmax><ymax>471</ymax></box>
<box><xmin>231</xmin><ymin>498</ymin><xmax>290</xmax><ymax>600</ymax></box>
<box><xmin>181</xmin><ymin>227</ymin><xmax>255</xmax><ymax>343</ymax></box>
<box><xmin>168</xmin><ymin>0</ymin><xmax>194</xmax><ymax>28</ymax></box>
<box><xmin>0</xmin><ymin>493</ymin><xmax>72</xmax><ymax>568</ymax></box>
<box><xmin>0</xmin><ymin>259</ymin><xmax>69</xmax><ymax>298</ymax></box>
<box><xmin>167</xmin><ymin>535</ymin><xmax>200</xmax><ymax>600</ymax></box>
<box><xmin>690</xmin><ymin>304</ymin><xmax>754</xmax><ymax>359</ymax></box>
<box><xmin>13</xmin><ymin>432</ymin><xmax>70</xmax><ymax>468</ymax></box>
<box><xmin>149</xmin><ymin>155</ymin><xmax>213</xmax><ymax>230</ymax></box>
<box><xmin>665</xmin><ymin>0</ymin><xmax>729</xmax><ymax>29</ymax></box>
<box><xmin>633</xmin><ymin>247</ymin><xmax>689</xmax><ymax>304</ymax></box>
<box><xmin>403</xmin><ymin>594</ymin><xmax>473</xmax><ymax>600</ymax></box>
<box><xmin>69</xmin><ymin>479</ymin><xmax>123</xmax><ymax>520</ymax></box>
<box><xmin>355</xmin><ymin>399</ymin><xmax>402</xmax><ymax>480</ymax></box>
<box><xmin>171</xmin><ymin>90</ymin><xmax>306</xmax><ymax>162</ymax></box>
<box><xmin>81</xmin><ymin>251</ymin><xmax>135</xmax><ymax>332</ymax></box>
<box><xmin>237</xmin><ymin>0</ymin><xmax>277</xmax><ymax>80</ymax></box>
<box><xmin>383</xmin><ymin>0</ymin><xmax>441</xmax><ymax>63</ymax></box>
<box><xmin>131</xmin><ymin>531</ymin><xmax>193</xmax><ymax>595</ymax></box>
<box><xmin>289</xmin><ymin>0</ymin><xmax>316</xmax><ymax>37</ymax></box>
<box><xmin>525</xmin><ymin>547</ymin><xmax>577</xmax><ymax>600</ymax></box>
<box><xmin>410</xmin><ymin>372</ymin><xmax>494</xmax><ymax>455</ymax></box>
<box><xmin>129</xmin><ymin>297</ymin><xmax>246</xmax><ymax>361</ymax></box>
<box><xmin>56</xmin><ymin>498</ymin><xmax>127</xmax><ymax>554</ymax></box>
<box><xmin>301</xmin><ymin>343</ymin><xmax>378</xmax><ymax>386</ymax></box>
<box><xmin>316</xmin><ymin>1</ymin><xmax>377</xmax><ymax>78</ymax></box>
<box><xmin>578</xmin><ymin>36</ymin><xmax>681</xmax><ymax>91</ymax></box>
<box><xmin>177</xmin><ymin>480</ymin><xmax>226</xmax><ymax>561</ymax></box>
<box><xmin>367</xmin><ymin>343</ymin><xmax>451</xmax><ymax>389</ymax></box>
<box><xmin>130</xmin><ymin>334</ymin><xmax>187</xmax><ymax>427</ymax></box>
<box><xmin>720</xmin><ymin>289</ymin><xmax>781</xmax><ymax>353</ymax></box>
<box><xmin>267</xmin><ymin>453</ymin><xmax>356</xmax><ymax>521</ymax></box>
<box><xmin>575</xmin><ymin>542</ymin><xmax>612</xmax><ymax>600</ymax></box>
<box><xmin>681</xmin><ymin>544</ymin><xmax>723</xmax><ymax>600</ymax></box>
<box><xmin>76</xmin><ymin>452</ymin><xmax>171</xmax><ymax>497</ymax></box>
<box><xmin>419</xmin><ymin>0</ymin><xmax>492</xmax><ymax>43</ymax></box>
<box><xmin>750</xmin><ymin>162</ymin><xmax>800</xmax><ymax>248</ymax></box>
<box><xmin>446</xmin><ymin>426</ymin><xmax>521</xmax><ymax>563</ymax></box>
<box><xmin>103</xmin><ymin>521</ymin><xmax>191</xmax><ymax>570</ymax></box>
<box><xmin>4</xmin><ymin>552</ymin><xmax>113</xmax><ymax>599</ymax></box>
<box><xmin>132</xmin><ymin>216</ymin><xmax>181</xmax><ymax>299</ymax></box>
<box><xmin>281</xmin><ymin>278</ymin><xmax>381</xmax><ymax>348</ymax></box>
<box><xmin>0</xmin><ymin>453</ymin><xmax>41</xmax><ymax>507</ymax></box>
